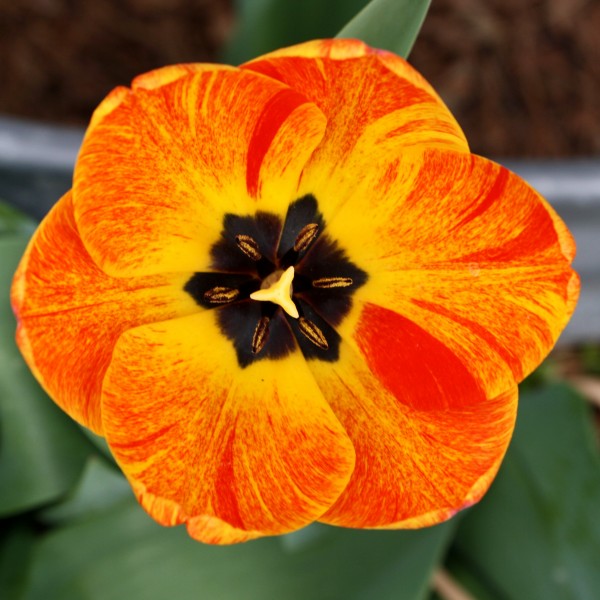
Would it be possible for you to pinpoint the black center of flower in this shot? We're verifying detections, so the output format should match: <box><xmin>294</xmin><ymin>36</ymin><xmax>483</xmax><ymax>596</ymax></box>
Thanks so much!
<box><xmin>184</xmin><ymin>195</ymin><xmax>367</xmax><ymax>367</ymax></box>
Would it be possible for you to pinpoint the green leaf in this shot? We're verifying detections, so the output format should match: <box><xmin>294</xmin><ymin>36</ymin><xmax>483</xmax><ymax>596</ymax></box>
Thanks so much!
<box><xmin>0</xmin><ymin>236</ymin><xmax>93</xmax><ymax>516</ymax></box>
<box><xmin>336</xmin><ymin>0</ymin><xmax>431</xmax><ymax>58</ymax></box>
<box><xmin>38</xmin><ymin>456</ymin><xmax>132</xmax><ymax>526</ymax></box>
<box><xmin>0</xmin><ymin>520</ymin><xmax>36</xmax><ymax>600</ymax></box>
<box><xmin>451</xmin><ymin>384</ymin><xmax>600</xmax><ymax>599</ymax></box>
<box><xmin>0</xmin><ymin>202</ymin><xmax>37</xmax><ymax>237</ymax></box>
<box><xmin>25</xmin><ymin>498</ymin><xmax>455</xmax><ymax>600</ymax></box>
<box><xmin>223</xmin><ymin>0</ymin><xmax>368</xmax><ymax>64</ymax></box>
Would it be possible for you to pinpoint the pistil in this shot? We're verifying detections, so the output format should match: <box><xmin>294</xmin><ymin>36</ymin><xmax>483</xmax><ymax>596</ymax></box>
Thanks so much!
<box><xmin>250</xmin><ymin>266</ymin><xmax>300</xmax><ymax>319</ymax></box>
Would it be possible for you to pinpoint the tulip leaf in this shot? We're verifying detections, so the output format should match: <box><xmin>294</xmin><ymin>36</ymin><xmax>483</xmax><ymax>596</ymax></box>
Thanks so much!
<box><xmin>336</xmin><ymin>0</ymin><xmax>431</xmax><ymax>58</ymax></box>
<box><xmin>24</xmin><ymin>499</ymin><xmax>455</xmax><ymax>600</ymax></box>
<box><xmin>449</xmin><ymin>383</ymin><xmax>600</xmax><ymax>599</ymax></box>
<box><xmin>0</xmin><ymin>520</ymin><xmax>36</xmax><ymax>600</ymax></box>
<box><xmin>0</xmin><ymin>236</ymin><xmax>93</xmax><ymax>516</ymax></box>
<box><xmin>0</xmin><ymin>201</ymin><xmax>37</xmax><ymax>237</ymax></box>
<box><xmin>223</xmin><ymin>0</ymin><xmax>369</xmax><ymax>64</ymax></box>
<box><xmin>38</xmin><ymin>456</ymin><xmax>132</xmax><ymax>526</ymax></box>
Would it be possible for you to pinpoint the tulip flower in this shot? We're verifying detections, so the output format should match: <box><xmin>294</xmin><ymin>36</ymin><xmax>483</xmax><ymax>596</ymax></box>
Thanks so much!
<box><xmin>11</xmin><ymin>39</ymin><xmax>579</xmax><ymax>544</ymax></box>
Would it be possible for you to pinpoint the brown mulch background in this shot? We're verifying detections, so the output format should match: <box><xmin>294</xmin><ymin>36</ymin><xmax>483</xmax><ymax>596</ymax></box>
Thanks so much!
<box><xmin>2</xmin><ymin>0</ymin><xmax>599</xmax><ymax>157</ymax></box>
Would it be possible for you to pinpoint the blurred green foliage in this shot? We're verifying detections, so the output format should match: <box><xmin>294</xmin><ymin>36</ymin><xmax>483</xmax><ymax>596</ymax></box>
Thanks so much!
<box><xmin>23</xmin><ymin>474</ymin><xmax>455</xmax><ymax>600</ymax></box>
<box><xmin>223</xmin><ymin>0</ymin><xmax>369</xmax><ymax>64</ymax></box>
<box><xmin>223</xmin><ymin>0</ymin><xmax>430</xmax><ymax>64</ymax></box>
<box><xmin>450</xmin><ymin>384</ymin><xmax>600</xmax><ymax>599</ymax></box>
<box><xmin>337</xmin><ymin>0</ymin><xmax>432</xmax><ymax>57</ymax></box>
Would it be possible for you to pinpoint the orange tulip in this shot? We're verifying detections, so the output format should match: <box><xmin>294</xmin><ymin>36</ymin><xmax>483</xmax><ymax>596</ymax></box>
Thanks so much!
<box><xmin>11</xmin><ymin>40</ymin><xmax>579</xmax><ymax>544</ymax></box>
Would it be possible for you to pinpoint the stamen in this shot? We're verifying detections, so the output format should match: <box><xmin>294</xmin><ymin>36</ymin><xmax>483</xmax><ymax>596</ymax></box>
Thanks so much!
<box><xmin>250</xmin><ymin>266</ymin><xmax>299</xmax><ymax>318</ymax></box>
<box><xmin>251</xmin><ymin>316</ymin><xmax>270</xmax><ymax>354</ymax></box>
<box><xmin>293</xmin><ymin>223</ymin><xmax>319</xmax><ymax>253</ymax></box>
<box><xmin>235</xmin><ymin>234</ymin><xmax>262</xmax><ymax>261</ymax></box>
<box><xmin>298</xmin><ymin>317</ymin><xmax>329</xmax><ymax>350</ymax></box>
<box><xmin>203</xmin><ymin>286</ymin><xmax>240</xmax><ymax>304</ymax></box>
<box><xmin>312</xmin><ymin>277</ymin><xmax>353</xmax><ymax>289</ymax></box>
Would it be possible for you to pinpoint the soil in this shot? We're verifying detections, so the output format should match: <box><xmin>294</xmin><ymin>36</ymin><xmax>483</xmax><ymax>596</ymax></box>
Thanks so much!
<box><xmin>2</xmin><ymin>0</ymin><xmax>599</xmax><ymax>157</ymax></box>
<box><xmin>411</xmin><ymin>0</ymin><xmax>600</xmax><ymax>156</ymax></box>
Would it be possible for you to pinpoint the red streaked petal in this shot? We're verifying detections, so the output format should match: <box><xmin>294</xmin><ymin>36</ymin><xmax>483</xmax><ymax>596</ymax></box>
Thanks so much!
<box><xmin>73</xmin><ymin>67</ymin><xmax>325</xmax><ymax>277</ymax></box>
<box><xmin>11</xmin><ymin>192</ymin><xmax>197</xmax><ymax>434</ymax></box>
<box><xmin>243</xmin><ymin>39</ymin><xmax>468</xmax><ymax>214</ymax></box>
<box><xmin>308</xmin><ymin>342</ymin><xmax>517</xmax><ymax>529</ymax></box>
<box><xmin>132</xmin><ymin>63</ymin><xmax>233</xmax><ymax>91</ymax></box>
<box><xmin>354</xmin><ymin>302</ymin><xmax>486</xmax><ymax>410</ymax></box>
<box><xmin>245</xmin><ymin>87</ymin><xmax>312</xmax><ymax>198</ymax></box>
<box><xmin>86</xmin><ymin>65</ymin><xmax>231</xmax><ymax>138</ymax></box>
<box><xmin>329</xmin><ymin>150</ymin><xmax>578</xmax><ymax>398</ymax></box>
<box><xmin>101</xmin><ymin>311</ymin><xmax>355</xmax><ymax>544</ymax></box>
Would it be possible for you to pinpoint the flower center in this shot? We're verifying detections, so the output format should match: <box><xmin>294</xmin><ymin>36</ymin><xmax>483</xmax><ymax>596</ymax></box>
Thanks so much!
<box><xmin>184</xmin><ymin>195</ymin><xmax>367</xmax><ymax>367</ymax></box>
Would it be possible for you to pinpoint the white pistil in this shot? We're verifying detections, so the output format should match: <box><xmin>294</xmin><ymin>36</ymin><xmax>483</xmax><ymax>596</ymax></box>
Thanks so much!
<box><xmin>249</xmin><ymin>266</ymin><xmax>299</xmax><ymax>319</ymax></box>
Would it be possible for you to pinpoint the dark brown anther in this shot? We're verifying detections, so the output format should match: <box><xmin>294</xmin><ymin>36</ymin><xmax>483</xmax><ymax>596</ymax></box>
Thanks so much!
<box><xmin>312</xmin><ymin>277</ymin><xmax>353</xmax><ymax>289</ymax></box>
<box><xmin>203</xmin><ymin>286</ymin><xmax>240</xmax><ymax>304</ymax></box>
<box><xmin>293</xmin><ymin>223</ymin><xmax>319</xmax><ymax>253</ymax></box>
<box><xmin>252</xmin><ymin>316</ymin><xmax>270</xmax><ymax>354</ymax></box>
<box><xmin>298</xmin><ymin>317</ymin><xmax>329</xmax><ymax>350</ymax></box>
<box><xmin>235</xmin><ymin>234</ymin><xmax>262</xmax><ymax>261</ymax></box>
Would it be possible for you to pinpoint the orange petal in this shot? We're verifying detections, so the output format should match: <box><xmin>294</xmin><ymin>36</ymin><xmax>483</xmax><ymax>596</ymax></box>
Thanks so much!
<box><xmin>73</xmin><ymin>66</ymin><xmax>325</xmax><ymax>278</ymax></box>
<box><xmin>132</xmin><ymin>64</ymin><xmax>234</xmax><ymax>91</ymax></box>
<box><xmin>11</xmin><ymin>192</ymin><xmax>197</xmax><ymax>434</ymax></box>
<box><xmin>327</xmin><ymin>150</ymin><xmax>578</xmax><ymax>399</ymax></box>
<box><xmin>85</xmin><ymin>64</ymin><xmax>232</xmax><ymax>138</ymax></box>
<box><xmin>308</xmin><ymin>342</ymin><xmax>517</xmax><ymax>529</ymax></box>
<box><xmin>243</xmin><ymin>39</ymin><xmax>468</xmax><ymax>214</ymax></box>
<box><xmin>100</xmin><ymin>311</ymin><xmax>355</xmax><ymax>544</ymax></box>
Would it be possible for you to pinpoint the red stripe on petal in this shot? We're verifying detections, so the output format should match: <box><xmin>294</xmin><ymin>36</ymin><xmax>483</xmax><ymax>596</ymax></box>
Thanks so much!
<box><xmin>109</xmin><ymin>424</ymin><xmax>176</xmax><ymax>450</ymax></box>
<box><xmin>450</xmin><ymin>162</ymin><xmax>509</xmax><ymax>232</ymax></box>
<box><xmin>214</xmin><ymin>428</ymin><xmax>244</xmax><ymax>529</ymax></box>
<box><xmin>454</xmin><ymin>203</ymin><xmax>557</xmax><ymax>264</ymax></box>
<box><xmin>385</xmin><ymin>118</ymin><xmax>464</xmax><ymax>139</ymax></box>
<box><xmin>411</xmin><ymin>298</ymin><xmax>525</xmax><ymax>381</ymax></box>
<box><xmin>355</xmin><ymin>303</ymin><xmax>486</xmax><ymax>410</ymax></box>
<box><xmin>246</xmin><ymin>88</ymin><xmax>309</xmax><ymax>198</ymax></box>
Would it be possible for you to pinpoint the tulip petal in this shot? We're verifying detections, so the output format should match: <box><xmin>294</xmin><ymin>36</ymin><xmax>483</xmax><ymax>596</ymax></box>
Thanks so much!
<box><xmin>322</xmin><ymin>150</ymin><xmax>578</xmax><ymax>400</ymax></box>
<box><xmin>100</xmin><ymin>311</ymin><xmax>355</xmax><ymax>544</ymax></box>
<box><xmin>85</xmin><ymin>64</ymin><xmax>225</xmax><ymax>137</ymax></box>
<box><xmin>11</xmin><ymin>192</ymin><xmax>198</xmax><ymax>434</ymax></box>
<box><xmin>307</xmin><ymin>342</ymin><xmax>517</xmax><ymax>529</ymax></box>
<box><xmin>73</xmin><ymin>67</ymin><xmax>326</xmax><ymax>278</ymax></box>
<box><xmin>243</xmin><ymin>39</ymin><xmax>468</xmax><ymax>215</ymax></box>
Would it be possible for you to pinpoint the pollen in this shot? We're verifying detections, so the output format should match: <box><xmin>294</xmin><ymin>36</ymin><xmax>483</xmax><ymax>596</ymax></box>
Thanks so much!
<box><xmin>250</xmin><ymin>266</ymin><xmax>299</xmax><ymax>319</ymax></box>
<box><xmin>203</xmin><ymin>286</ymin><xmax>240</xmax><ymax>304</ymax></box>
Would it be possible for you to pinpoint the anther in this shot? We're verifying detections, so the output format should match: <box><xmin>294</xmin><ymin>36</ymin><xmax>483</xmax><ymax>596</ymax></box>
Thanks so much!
<box><xmin>293</xmin><ymin>223</ymin><xmax>319</xmax><ymax>253</ymax></box>
<box><xmin>235</xmin><ymin>234</ymin><xmax>262</xmax><ymax>261</ymax></box>
<box><xmin>312</xmin><ymin>277</ymin><xmax>353</xmax><ymax>289</ymax></box>
<box><xmin>251</xmin><ymin>316</ymin><xmax>270</xmax><ymax>354</ymax></box>
<box><xmin>203</xmin><ymin>286</ymin><xmax>240</xmax><ymax>304</ymax></box>
<box><xmin>298</xmin><ymin>317</ymin><xmax>329</xmax><ymax>350</ymax></box>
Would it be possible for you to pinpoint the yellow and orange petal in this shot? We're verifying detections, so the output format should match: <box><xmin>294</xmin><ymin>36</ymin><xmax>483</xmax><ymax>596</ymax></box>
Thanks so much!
<box><xmin>73</xmin><ymin>64</ymin><xmax>326</xmax><ymax>278</ymax></box>
<box><xmin>101</xmin><ymin>311</ymin><xmax>355</xmax><ymax>543</ymax></box>
<box><xmin>307</xmin><ymin>341</ymin><xmax>517</xmax><ymax>529</ymax></box>
<box><xmin>11</xmin><ymin>192</ymin><xmax>198</xmax><ymax>433</ymax></box>
<box><xmin>312</xmin><ymin>150</ymin><xmax>578</xmax><ymax>403</ymax></box>
<box><xmin>243</xmin><ymin>39</ymin><xmax>468</xmax><ymax>216</ymax></box>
